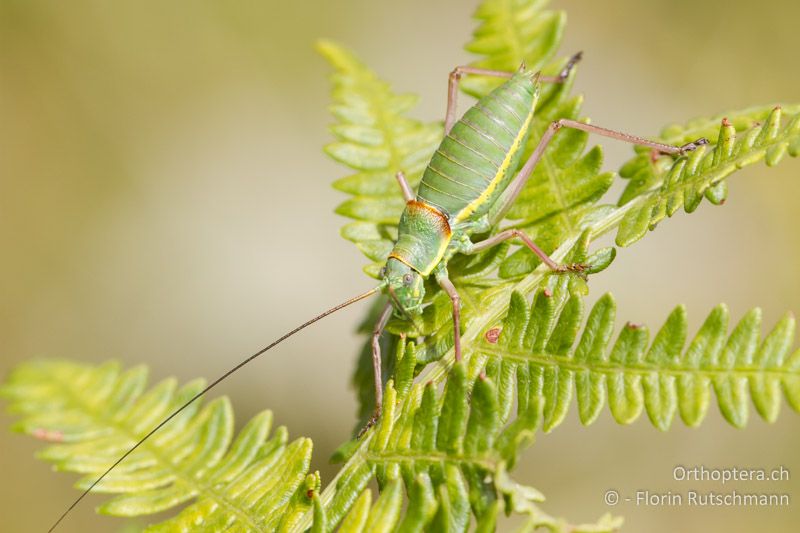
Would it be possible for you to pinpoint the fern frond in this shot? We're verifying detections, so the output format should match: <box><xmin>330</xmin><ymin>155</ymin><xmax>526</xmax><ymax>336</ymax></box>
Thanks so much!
<box><xmin>313</xmin><ymin>277</ymin><xmax>800</xmax><ymax>525</ymax></box>
<box><xmin>1</xmin><ymin>360</ymin><xmax>314</xmax><ymax>531</ymax></box>
<box><xmin>317</xmin><ymin>233</ymin><xmax>800</xmax><ymax>530</ymax></box>
<box><xmin>4</xmin><ymin>358</ymin><xmax>625</xmax><ymax>531</ymax></box>
<box><xmin>316</xmin><ymin>40</ymin><xmax>443</xmax><ymax>278</ymax></box>
<box><xmin>483</xmin><ymin>285</ymin><xmax>800</xmax><ymax>431</ymax></box>
<box><xmin>616</xmin><ymin>105</ymin><xmax>800</xmax><ymax>246</ymax></box>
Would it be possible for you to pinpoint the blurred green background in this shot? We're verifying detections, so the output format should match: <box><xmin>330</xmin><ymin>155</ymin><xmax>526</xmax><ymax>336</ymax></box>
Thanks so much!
<box><xmin>1</xmin><ymin>0</ymin><xmax>799</xmax><ymax>531</ymax></box>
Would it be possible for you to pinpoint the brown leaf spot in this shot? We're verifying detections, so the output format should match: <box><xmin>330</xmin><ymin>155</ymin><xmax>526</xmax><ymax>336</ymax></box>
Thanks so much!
<box><xmin>485</xmin><ymin>327</ymin><xmax>501</xmax><ymax>344</ymax></box>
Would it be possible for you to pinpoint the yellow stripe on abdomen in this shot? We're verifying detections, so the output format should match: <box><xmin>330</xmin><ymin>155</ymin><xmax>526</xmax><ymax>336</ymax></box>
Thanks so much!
<box><xmin>452</xmin><ymin>103</ymin><xmax>535</xmax><ymax>224</ymax></box>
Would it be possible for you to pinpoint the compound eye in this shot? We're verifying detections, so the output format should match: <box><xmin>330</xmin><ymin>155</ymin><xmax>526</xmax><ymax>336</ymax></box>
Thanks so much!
<box><xmin>402</xmin><ymin>273</ymin><xmax>414</xmax><ymax>285</ymax></box>
<box><xmin>379</xmin><ymin>266</ymin><xmax>387</xmax><ymax>278</ymax></box>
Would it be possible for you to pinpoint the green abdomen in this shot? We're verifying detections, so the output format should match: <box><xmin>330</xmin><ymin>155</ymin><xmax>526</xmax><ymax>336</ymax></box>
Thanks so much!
<box><xmin>416</xmin><ymin>71</ymin><xmax>538</xmax><ymax>222</ymax></box>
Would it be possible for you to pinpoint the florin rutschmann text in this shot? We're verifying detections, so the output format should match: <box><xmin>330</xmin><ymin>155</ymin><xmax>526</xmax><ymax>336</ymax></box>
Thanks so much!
<box><xmin>603</xmin><ymin>465</ymin><xmax>791</xmax><ymax>508</ymax></box>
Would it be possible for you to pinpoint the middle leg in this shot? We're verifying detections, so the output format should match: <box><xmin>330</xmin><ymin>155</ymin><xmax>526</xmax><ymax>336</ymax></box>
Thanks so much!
<box><xmin>464</xmin><ymin>228</ymin><xmax>587</xmax><ymax>274</ymax></box>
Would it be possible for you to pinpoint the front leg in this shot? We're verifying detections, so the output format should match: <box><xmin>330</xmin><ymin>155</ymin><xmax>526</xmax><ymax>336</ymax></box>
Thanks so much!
<box><xmin>435</xmin><ymin>270</ymin><xmax>463</xmax><ymax>362</ymax></box>
<box><xmin>358</xmin><ymin>302</ymin><xmax>394</xmax><ymax>438</ymax></box>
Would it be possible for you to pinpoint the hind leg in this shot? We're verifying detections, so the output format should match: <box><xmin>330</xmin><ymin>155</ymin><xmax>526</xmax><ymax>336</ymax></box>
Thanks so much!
<box><xmin>487</xmin><ymin>119</ymin><xmax>708</xmax><ymax>224</ymax></box>
<box><xmin>444</xmin><ymin>52</ymin><xmax>583</xmax><ymax>133</ymax></box>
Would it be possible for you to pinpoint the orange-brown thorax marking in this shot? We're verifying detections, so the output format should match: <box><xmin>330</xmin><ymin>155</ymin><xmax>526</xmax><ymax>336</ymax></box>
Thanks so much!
<box><xmin>388</xmin><ymin>200</ymin><xmax>453</xmax><ymax>276</ymax></box>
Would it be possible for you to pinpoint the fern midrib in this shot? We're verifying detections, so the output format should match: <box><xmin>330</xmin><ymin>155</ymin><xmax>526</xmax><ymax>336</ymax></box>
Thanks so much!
<box><xmin>43</xmin><ymin>366</ymin><xmax>266</xmax><ymax>533</ymax></box>
<box><xmin>477</xmin><ymin>343</ymin><xmax>799</xmax><ymax>379</ymax></box>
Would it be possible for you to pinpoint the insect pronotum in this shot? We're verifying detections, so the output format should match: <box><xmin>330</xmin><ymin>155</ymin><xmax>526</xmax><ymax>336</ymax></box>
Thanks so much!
<box><xmin>49</xmin><ymin>52</ymin><xmax>707</xmax><ymax>531</ymax></box>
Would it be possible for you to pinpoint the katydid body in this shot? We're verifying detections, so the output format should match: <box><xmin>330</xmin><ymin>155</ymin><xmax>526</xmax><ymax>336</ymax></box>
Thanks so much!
<box><xmin>49</xmin><ymin>54</ymin><xmax>708</xmax><ymax>531</ymax></box>
<box><xmin>371</xmin><ymin>58</ymin><xmax>707</xmax><ymax>427</ymax></box>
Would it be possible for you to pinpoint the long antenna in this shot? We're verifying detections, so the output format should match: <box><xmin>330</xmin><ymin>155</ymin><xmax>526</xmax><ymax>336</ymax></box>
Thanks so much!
<box><xmin>48</xmin><ymin>285</ymin><xmax>382</xmax><ymax>533</ymax></box>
